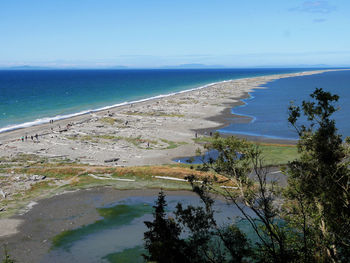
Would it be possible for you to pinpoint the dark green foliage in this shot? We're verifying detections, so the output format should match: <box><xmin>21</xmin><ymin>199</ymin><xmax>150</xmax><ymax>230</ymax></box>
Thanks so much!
<box><xmin>286</xmin><ymin>88</ymin><xmax>350</xmax><ymax>262</ymax></box>
<box><xmin>2</xmin><ymin>246</ymin><xmax>15</xmax><ymax>263</ymax></box>
<box><xmin>144</xmin><ymin>88</ymin><xmax>350</xmax><ymax>262</ymax></box>
<box><xmin>175</xmin><ymin>183</ymin><xmax>251</xmax><ymax>263</ymax></box>
<box><xmin>198</xmin><ymin>138</ymin><xmax>298</xmax><ymax>263</ymax></box>
<box><xmin>143</xmin><ymin>190</ymin><xmax>251</xmax><ymax>263</ymax></box>
<box><xmin>143</xmin><ymin>191</ymin><xmax>187</xmax><ymax>263</ymax></box>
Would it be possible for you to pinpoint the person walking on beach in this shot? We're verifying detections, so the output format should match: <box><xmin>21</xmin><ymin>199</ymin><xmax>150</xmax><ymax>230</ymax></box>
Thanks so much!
<box><xmin>35</xmin><ymin>134</ymin><xmax>38</xmax><ymax>140</ymax></box>
<box><xmin>31</xmin><ymin>135</ymin><xmax>33</xmax><ymax>141</ymax></box>
<box><xmin>21</xmin><ymin>136</ymin><xmax>24</xmax><ymax>142</ymax></box>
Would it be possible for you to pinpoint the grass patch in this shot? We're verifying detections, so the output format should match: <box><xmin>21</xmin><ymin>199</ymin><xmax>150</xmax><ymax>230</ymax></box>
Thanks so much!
<box><xmin>190</xmin><ymin>139</ymin><xmax>298</xmax><ymax>166</ymax></box>
<box><xmin>116</xmin><ymin>136</ymin><xmax>157</xmax><ymax>148</ymax></box>
<box><xmin>99</xmin><ymin>117</ymin><xmax>119</xmax><ymax>125</ymax></box>
<box><xmin>160</xmin><ymin>139</ymin><xmax>187</xmax><ymax>149</ymax></box>
<box><xmin>258</xmin><ymin>143</ymin><xmax>298</xmax><ymax>166</ymax></box>
<box><xmin>96</xmin><ymin>135</ymin><xmax>118</xmax><ymax>140</ymax></box>
<box><xmin>0</xmin><ymin>163</ymin><xmax>230</xmax><ymax>217</ymax></box>
<box><xmin>193</xmin><ymin>137</ymin><xmax>298</xmax><ymax>166</ymax></box>
<box><xmin>11</xmin><ymin>167</ymin><xmax>85</xmax><ymax>179</ymax></box>
<box><xmin>192</xmin><ymin>136</ymin><xmax>215</xmax><ymax>144</ymax></box>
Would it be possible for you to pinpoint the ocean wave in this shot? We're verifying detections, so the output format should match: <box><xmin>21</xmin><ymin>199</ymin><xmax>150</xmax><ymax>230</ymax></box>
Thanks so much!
<box><xmin>0</xmin><ymin>79</ymin><xmax>233</xmax><ymax>134</ymax></box>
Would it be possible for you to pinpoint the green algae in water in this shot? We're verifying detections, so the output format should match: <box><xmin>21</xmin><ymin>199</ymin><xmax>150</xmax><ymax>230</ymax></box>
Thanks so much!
<box><xmin>51</xmin><ymin>203</ymin><xmax>152</xmax><ymax>250</ymax></box>
<box><xmin>103</xmin><ymin>246</ymin><xmax>145</xmax><ymax>263</ymax></box>
<box><xmin>48</xmin><ymin>195</ymin><xmax>251</xmax><ymax>262</ymax></box>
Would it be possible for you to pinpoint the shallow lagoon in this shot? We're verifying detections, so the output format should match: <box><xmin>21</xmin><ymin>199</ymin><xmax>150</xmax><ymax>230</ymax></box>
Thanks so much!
<box><xmin>44</xmin><ymin>195</ymin><xmax>250</xmax><ymax>263</ymax></box>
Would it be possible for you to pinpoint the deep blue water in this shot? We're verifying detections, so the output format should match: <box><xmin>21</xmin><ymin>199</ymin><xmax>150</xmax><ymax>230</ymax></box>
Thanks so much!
<box><xmin>219</xmin><ymin>70</ymin><xmax>350</xmax><ymax>140</ymax></box>
<box><xmin>173</xmin><ymin>149</ymin><xmax>220</xmax><ymax>164</ymax></box>
<box><xmin>0</xmin><ymin>68</ymin><xmax>312</xmax><ymax>132</ymax></box>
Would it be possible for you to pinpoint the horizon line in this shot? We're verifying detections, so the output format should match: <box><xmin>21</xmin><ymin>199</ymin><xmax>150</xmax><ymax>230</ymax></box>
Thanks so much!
<box><xmin>1</xmin><ymin>65</ymin><xmax>350</xmax><ymax>70</ymax></box>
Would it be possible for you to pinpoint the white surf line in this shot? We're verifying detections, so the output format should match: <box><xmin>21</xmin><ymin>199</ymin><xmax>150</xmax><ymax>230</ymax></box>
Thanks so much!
<box><xmin>2</xmin><ymin>69</ymin><xmax>345</xmax><ymax>135</ymax></box>
<box><xmin>87</xmin><ymin>174</ymin><xmax>135</xmax><ymax>182</ymax></box>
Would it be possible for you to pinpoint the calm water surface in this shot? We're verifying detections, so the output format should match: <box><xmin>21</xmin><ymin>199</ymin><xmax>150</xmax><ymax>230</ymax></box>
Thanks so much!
<box><xmin>219</xmin><ymin>70</ymin><xmax>350</xmax><ymax>139</ymax></box>
<box><xmin>45</xmin><ymin>195</ymin><xmax>252</xmax><ymax>263</ymax></box>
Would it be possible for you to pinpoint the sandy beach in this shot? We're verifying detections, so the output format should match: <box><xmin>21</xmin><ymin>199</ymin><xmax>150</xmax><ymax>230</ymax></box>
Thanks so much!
<box><xmin>0</xmin><ymin>69</ymin><xmax>342</xmax><ymax>261</ymax></box>
<box><xmin>0</xmin><ymin>69</ymin><xmax>337</xmax><ymax>167</ymax></box>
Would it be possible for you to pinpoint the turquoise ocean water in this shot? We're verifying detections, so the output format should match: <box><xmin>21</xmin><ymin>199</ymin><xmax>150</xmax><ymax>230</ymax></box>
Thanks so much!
<box><xmin>0</xmin><ymin>68</ymin><xmax>312</xmax><ymax>133</ymax></box>
<box><xmin>1</xmin><ymin>68</ymin><xmax>349</xmax><ymax>138</ymax></box>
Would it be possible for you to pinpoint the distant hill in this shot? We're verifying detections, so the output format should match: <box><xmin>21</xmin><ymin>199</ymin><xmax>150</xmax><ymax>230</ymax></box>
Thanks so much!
<box><xmin>3</xmin><ymin>65</ymin><xmax>54</xmax><ymax>70</ymax></box>
<box><xmin>253</xmin><ymin>64</ymin><xmax>334</xmax><ymax>69</ymax></box>
<box><xmin>161</xmin><ymin>63</ymin><xmax>226</xmax><ymax>69</ymax></box>
<box><xmin>1</xmin><ymin>64</ymin><xmax>348</xmax><ymax>70</ymax></box>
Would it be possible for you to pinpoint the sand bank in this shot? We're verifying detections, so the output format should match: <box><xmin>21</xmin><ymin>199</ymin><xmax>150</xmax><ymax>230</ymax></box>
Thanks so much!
<box><xmin>0</xmin><ymin>69</ymin><xmax>338</xmax><ymax>168</ymax></box>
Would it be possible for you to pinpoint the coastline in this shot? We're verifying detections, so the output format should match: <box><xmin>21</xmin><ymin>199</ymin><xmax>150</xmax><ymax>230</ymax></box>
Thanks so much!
<box><xmin>0</xmin><ymin>69</ymin><xmax>341</xmax><ymax>167</ymax></box>
<box><xmin>0</xmin><ymin>79</ymin><xmax>234</xmax><ymax>134</ymax></box>
<box><xmin>0</xmin><ymin>69</ymin><xmax>343</xmax><ymax>135</ymax></box>
<box><xmin>0</xmin><ymin>68</ymin><xmax>345</xmax><ymax>261</ymax></box>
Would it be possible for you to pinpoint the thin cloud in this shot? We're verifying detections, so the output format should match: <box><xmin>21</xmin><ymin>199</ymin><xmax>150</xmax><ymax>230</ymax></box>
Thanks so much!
<box><xmin>313</xmin><ymin>18</ymin><xmax>327</xmax><ymax>23</ymax></box>
<box><xmin>289</xmin><ymin>1</ymin><xmax>336</xmax><ymax>14</ymax></box>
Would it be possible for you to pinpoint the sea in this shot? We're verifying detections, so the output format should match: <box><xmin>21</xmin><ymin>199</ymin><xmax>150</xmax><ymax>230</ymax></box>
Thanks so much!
<box><xmin>0</xmin><ymin>68</ymin><xmax>349</xmax><ymax>139</ymax></box>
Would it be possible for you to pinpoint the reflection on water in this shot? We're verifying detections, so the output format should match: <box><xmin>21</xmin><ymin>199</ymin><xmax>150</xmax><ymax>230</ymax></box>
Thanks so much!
<box><xmin>44</xmin><ymin>195</ymin><xmax>251</xmax><ymax>263</ymax></box>
<box><xmin>173</xmin><ymin>150</ymin><xmax>220</xmax><ymax>164</ymax></box>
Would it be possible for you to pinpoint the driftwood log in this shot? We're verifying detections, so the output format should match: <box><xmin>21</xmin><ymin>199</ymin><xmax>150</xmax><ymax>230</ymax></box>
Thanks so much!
<box><xmin>104</xmin><ymin>158</ymin><xmax>119</xmax><ymax>163</ymax></box>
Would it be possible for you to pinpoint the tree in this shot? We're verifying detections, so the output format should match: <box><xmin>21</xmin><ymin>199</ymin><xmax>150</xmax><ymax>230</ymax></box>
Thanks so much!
<box><xmin>144</xmin><ymin>189</ymin><xmax>251</xmax><ymax>263</ymax></box>
<box><xmin>175</xmin><ymin>182</ymin><xmax>251</xmax><ymax>263</ymax></box>
<box><xmin>2</xmin><ymin>246</ymin><xmax>15</xmax><ymax>263</ymax></box>
<box><xmin>286</xmin><ymin>88</ymin><xmax>350</xmax><ymax>262</ymax></box>
<box><xmin>143</xmin><ymin>191</ymin><xmax>187</xmax><ymax>263</ymax></box>
<box><xmin>193</xmin><ymin>135</ymin><xmax>297</xmax><ymax>263</ymax></box>
<box><xmin>144</xmin><ymin>88</ymin><xmax>350</xmax><ymax>262</ymax></box>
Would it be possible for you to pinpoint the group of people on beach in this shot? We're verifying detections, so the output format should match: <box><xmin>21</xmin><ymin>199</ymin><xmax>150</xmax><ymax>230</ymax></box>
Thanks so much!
<box><xmin>195</xmin><ymin>131</ymin><xmax>213</xmax><ymax>138</ymax></box>
<box><xmin>21</xmin><ymin>134</ymin><xmax>39</xmax><ymax>142</ymax></box>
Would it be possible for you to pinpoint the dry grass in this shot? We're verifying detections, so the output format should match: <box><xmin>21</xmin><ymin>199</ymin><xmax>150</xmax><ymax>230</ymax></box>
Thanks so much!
<box><xmin>9</xmin><ymin>167</ymin><xmax>85</xmax><ymax>178</ymax></box>
<box><xmin>99</xmin><ymin>117</ymin><xmax>122</xmax><ymax>125</ymax></box>
<box><xmin>0</xmin><ymin>161</ymin><xmax>240</xmax><ymax>216</ymax></box>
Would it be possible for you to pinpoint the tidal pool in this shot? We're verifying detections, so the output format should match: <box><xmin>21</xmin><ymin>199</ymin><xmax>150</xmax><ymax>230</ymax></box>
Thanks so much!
<box><xmin>44</xmin><ymin>195</ymin><xmax>250</xmax><ymax>263</ymax></box>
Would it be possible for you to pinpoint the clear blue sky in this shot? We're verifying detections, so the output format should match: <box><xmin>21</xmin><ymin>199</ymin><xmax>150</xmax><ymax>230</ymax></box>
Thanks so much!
<box><xmin>1</xmin><ymin>0</ymin><xmax>349</xmax><ymax>68</ymax></box>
